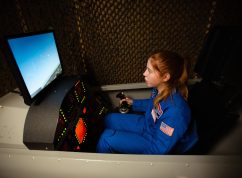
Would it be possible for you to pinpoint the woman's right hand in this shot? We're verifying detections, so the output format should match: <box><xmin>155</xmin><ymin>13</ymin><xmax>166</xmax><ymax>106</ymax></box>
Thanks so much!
<box><xmin>120</xmin><ymin>97</ymin><xmax>133</xmax><ymax>106</ymax></box>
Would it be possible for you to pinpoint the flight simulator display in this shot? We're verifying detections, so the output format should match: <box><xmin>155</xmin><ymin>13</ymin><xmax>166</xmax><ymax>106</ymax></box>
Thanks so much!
<box><xmin>6</xmin><ymin>31</ymin><xmax>62</xmax><ymax>105</ymax></box>
<box><xmin>5</xmin><ymin>31</ymin><xmax>110</xmax><ymax>152</ymax></box>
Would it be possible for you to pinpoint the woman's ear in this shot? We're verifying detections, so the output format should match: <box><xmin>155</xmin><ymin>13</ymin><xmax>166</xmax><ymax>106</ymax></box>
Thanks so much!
<box><xmin>162</xmin><ymin>72</ymin><xmax>170</xmax><ymax>82</ymax></box>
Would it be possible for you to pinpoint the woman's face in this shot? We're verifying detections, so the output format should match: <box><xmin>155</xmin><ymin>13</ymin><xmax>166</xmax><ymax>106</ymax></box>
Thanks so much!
<box><xmin>143</xmin><ymin>58</ymin><xmax>163</xmax><ymax>88</ymax></box>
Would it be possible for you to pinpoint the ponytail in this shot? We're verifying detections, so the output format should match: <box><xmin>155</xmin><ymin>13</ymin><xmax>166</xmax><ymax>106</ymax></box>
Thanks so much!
<box><xmin>178</xmin><ymin>62</ymin><xmax>188</xmax><ymax>100</ymax></box>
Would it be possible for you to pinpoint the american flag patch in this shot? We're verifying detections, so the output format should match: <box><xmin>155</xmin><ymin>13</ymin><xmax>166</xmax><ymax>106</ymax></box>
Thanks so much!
<box><xmin>160</xmin><ymin>121</ymin><xmax>174</xmax><ymax>136</ymax></box>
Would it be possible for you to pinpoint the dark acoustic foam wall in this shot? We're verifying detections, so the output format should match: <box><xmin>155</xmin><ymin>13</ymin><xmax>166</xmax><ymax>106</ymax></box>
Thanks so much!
<box><xmin>1</xmin><ymin>0</ymin><xmax>242</xmax><ymax>96</ymax></box>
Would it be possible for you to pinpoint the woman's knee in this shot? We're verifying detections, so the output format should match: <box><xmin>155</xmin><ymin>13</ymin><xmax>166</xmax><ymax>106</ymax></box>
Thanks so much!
<box><xmin>96</xmin><ymin>129</ymin><xmax>115</xmax><ymax>153</ymax></box>
<box><xmin>104</xmin><ymin>113</ymin><xmax>122</xmax><ymax>127</ymax></box>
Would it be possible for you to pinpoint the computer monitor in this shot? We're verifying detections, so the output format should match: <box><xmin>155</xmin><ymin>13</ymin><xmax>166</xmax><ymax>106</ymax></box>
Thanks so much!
<box><xmin>5</xmin><ymin>31</ymin><xmax>63</xmax><ymax>105</ymax></box>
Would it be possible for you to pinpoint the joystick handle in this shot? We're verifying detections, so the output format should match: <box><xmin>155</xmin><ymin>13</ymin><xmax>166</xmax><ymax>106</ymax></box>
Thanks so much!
<box><xmin>116</xmin><ymin>92</ymin><xmax>129</xmax><ymax>114</ymax></box>
<box><xmin>116</xmin><ymin>92</ymin><xmax>126</xmax><ymax>100</ymax></box>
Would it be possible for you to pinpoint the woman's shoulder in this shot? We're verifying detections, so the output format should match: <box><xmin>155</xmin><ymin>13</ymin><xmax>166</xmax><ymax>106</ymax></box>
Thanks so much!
<box><xmin>162</xmin><ymin>91</ymin><xmax>190</xmax><ymax>114</ymax></box>
<box><xmin>161</xmin><ymin>96</ymin><xmax>191</xmax><ymax>124</ymax></box>
<box><xmin>172</xmin><ymin>91</ymin><xmax>188</xmax><ymax>104</ymax></box>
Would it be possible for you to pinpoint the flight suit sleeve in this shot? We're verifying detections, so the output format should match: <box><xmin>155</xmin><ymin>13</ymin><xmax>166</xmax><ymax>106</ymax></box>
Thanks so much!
<box><xmin>132</xmin><ymin>99</ymin><xmax>150</xmax><ymax>112</ymax></box>
<box><xmin>151</xmin><ymin>108</ymin><xmax>190</xmax><ymax>154</ymax></box>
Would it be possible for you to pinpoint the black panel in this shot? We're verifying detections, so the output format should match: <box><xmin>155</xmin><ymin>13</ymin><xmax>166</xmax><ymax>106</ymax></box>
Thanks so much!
<box><xmin>23</xmin><ymin>76</ymin><xmax>77</xmax><ymax>150</ymax></box>
<box><xmin>195</xmin><ymin>26</ymin><xmax>242</xmax><ymax>87</ymax></box>
<box><xmin>23</xmin><ymin>76</ymin><xmax>110</xmax><ymax>152</ymax></box>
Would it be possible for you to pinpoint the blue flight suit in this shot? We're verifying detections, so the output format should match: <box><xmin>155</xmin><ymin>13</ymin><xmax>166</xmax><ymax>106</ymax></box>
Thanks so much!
<box><xmin>96</xmin><ymin>88</ymin><xmax>198</xmax><ymax>154</ymax></box>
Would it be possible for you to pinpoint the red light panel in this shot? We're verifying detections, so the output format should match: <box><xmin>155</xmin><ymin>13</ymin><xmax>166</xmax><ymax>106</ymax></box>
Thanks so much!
<box><xmin>75</xmin><ymin>118</ymin><xmax>87</xmax><ymax>144</ymax></box>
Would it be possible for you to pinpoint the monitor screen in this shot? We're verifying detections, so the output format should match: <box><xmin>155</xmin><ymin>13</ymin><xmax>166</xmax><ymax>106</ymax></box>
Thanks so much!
<box><xmin>5</xmin><ymin>31</ymin><xmax>63</xmax><ymax>105</ymax></box>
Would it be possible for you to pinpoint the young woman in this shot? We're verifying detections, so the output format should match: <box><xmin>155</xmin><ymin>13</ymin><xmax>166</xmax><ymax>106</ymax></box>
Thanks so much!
<box><xmin>96</xmin><ymin>51</ymin><xmax>198</xmax><ymax>154</ymax></box>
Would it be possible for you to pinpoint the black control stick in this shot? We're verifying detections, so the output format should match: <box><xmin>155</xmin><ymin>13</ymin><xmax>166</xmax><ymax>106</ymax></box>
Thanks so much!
<box><xmin>116</xmin><ymin>92</ymin><xmax>130</xmax><ymax>114</ymax></box>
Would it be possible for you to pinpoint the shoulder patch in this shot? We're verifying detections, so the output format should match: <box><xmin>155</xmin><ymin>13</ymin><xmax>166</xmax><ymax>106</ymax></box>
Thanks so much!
<box><xmin>151</xmin><ymin>103</ymin><xmax>163</xmax><ymax>123</ymax></box>
<box><xmin>160</xmin><ymin>121</ymin><xmax>174</xmax><ymax>136</ymax></box>
<box><xmin>151</xmin><ymin>89</ymin><xmax>157</xmax><ymax>98</ymax></box>
<box><xmin>156</xmin><ymin>103</ymin><xmax>163</xmax><ymax>118</ymax></box>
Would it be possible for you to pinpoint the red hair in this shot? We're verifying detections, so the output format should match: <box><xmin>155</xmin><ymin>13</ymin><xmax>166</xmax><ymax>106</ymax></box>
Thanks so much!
<box><xmin>149</xmin><ymin>51</ymin><xmax>188</xmax><ymax>107</ymax></box>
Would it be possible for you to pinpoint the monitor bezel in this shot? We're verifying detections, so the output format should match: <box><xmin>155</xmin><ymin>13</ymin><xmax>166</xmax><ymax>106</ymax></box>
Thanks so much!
<box><xmin>4</xmin><ymin>30</ymin><xmax>64</xmax><ymax>106</ymax></box>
